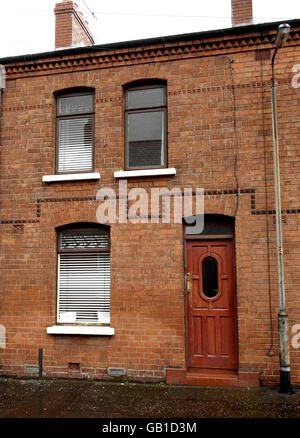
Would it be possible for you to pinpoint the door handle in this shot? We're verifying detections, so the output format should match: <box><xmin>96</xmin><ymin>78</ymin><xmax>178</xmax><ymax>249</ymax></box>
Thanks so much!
<box><xmin>185</xmin><ymin>273</ymin><xmax>191</xmax><ymax>293</ymax></box>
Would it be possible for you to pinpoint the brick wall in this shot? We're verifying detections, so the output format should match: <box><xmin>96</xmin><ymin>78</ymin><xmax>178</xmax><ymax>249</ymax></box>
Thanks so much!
<box><xmin>0</xmin><ymin>25</ymin><xmax>300</xmax><ymax>385</ymax></box>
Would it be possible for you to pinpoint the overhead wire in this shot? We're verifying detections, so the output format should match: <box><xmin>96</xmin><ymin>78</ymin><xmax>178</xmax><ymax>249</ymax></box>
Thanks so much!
<box><xmin>0</xmin><ymin>5</ymin><xmax>295</xmax><ymax>21</ymax></box>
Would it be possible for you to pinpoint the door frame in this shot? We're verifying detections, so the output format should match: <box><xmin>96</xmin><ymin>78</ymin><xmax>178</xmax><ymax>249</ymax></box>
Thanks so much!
<box><xmin>183</xmin><ymin>233</ymin><xmax>239</xmax><ymax>370</ymax></box>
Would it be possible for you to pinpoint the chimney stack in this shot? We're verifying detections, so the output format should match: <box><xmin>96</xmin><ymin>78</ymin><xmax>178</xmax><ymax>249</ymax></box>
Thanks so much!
<box><xmin>54</xmin><ymin>0</ymin><xmax>94</xmax><ymax>49</ymax></box>
<box><xmin>231</xmin><ymin>0</ymin><xmax>253</xmax><ymax>26</ymax></box>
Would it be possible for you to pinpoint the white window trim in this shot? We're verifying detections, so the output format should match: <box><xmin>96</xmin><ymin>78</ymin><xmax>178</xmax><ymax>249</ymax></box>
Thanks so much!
<box><xmin>47</xmin><ymin>325</ymin><xmax>115</xmax><ymax>336</ymax></box>
<box><xmin>42</xmin><ymin>172</ymin><xmax>100</xmax><ymax>183</ymax></box>
<box><xmin>114</xmin><ymin>168</ymin><xmax>176</xmax><ymax>178</ymax></box>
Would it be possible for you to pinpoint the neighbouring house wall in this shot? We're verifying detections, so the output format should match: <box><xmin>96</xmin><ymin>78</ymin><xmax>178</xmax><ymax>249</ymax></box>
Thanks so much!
<box><xmin>0</xmin><ymin>27</ymin><xmax>300</xmax><ymax>384</ymax></box>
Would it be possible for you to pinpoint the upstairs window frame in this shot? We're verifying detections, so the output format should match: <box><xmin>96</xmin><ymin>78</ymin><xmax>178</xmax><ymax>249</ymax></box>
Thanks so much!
<box><xmin>55</xmin><ymin>90</ymin><xmax>95</xmax><ymax>174</ymax></box>
<box><xmin>124</xmin><ymin>82</ymin><xmax>168</xmax><ymax>171</ymax></box>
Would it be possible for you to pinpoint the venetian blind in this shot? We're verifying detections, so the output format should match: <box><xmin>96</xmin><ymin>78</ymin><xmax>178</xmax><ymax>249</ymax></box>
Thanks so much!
<box><xmin>58</xmin><ymin>228</ymin><xmax>110</xmax><ymax>324</ymax></box>
<box><xmin>58</xmin><ymin>117</ymin><xmax>93</xmax><ymax>172</ymax></box>
<box><xmin>58</xmin><ymin>254</ymin><xmax>110</xmax><ymax>323</ymax></box>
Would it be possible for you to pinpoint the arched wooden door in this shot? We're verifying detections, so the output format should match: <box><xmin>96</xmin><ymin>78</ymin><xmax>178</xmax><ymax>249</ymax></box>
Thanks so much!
<box><xmin>186</xmin><ymin>239</ymin><xmax>237</xmax><ymax>369</ymax></box>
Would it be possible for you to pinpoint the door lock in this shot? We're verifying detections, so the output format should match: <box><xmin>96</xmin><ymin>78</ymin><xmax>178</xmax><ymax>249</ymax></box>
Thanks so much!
<box><xmin>185</xmin><ymin>273</ymin><xmax>191</xmax><ymax>293</ymax></box>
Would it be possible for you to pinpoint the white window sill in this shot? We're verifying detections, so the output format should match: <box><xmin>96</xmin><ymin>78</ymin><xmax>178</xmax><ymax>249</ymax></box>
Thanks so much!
<box><xmin>114</xmin><ymin>168</ymin><xmax>176</xmax><ymax>178</ymax></box>
<box><xmin>47</xmin><ymin>325</ymin><xmax>115</xmax><ymax>336</ymax></box>
<box><xmin>42</xmin><ymin>172</ymin><xmax>100</xmax><ymax>183</ymax></box>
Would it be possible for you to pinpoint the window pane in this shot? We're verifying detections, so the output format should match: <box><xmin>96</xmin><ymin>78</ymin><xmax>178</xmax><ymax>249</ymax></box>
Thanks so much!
<box><xmin>58</xmin><ymin>117</ymin><xmax>93</xmax><ymax>172</ymax></box>
<box><xmin>127</xmin><ymin>87</ymin><xmax>164</xmax><ymax>109</ymax></box>
<box><xmin>61</xmin><ymin>229</ymin><xmax>109</xmax><ymax>250</ymax></box>
<box><xmin>59</xmin><ymin>94</ymin><xmax>93</xmax><ymax>115</ymax></box>
<box><xmin>58</xmin><ymin>253</ymin><xmax>110</xmax><ymax>323</ymax></box>
<box><xmin>128</xmin><ymin>111</ymin><xmax>164</xmax><ymax>167</ymax></box>
<box><xmin>202</xmin><ymin>256</ymin><xmax>218</xmax><ymax>299</ymax></box>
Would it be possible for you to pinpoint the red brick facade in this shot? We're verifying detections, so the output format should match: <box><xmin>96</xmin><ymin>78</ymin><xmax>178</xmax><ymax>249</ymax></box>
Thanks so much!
<box><xmin>0</xmin><ymin>19</ymin><xmax>300</xmax><ymax>386</ymax></box>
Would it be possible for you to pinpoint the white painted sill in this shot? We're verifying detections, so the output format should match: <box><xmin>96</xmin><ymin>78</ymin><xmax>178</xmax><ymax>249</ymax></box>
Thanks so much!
<box><xmin>47</xmin><ymin>325</ymin><xmax>115</xmax><ymax>336</ymax></box>
<box><xmin>114</xmin><ymin>168</ymin><xmax>176</xmax><ymax>178</ymax></box>
<box><xmin>42</xmin><ymin>172</ymin><xmax>101</xmax><ymax>183</ymax></box>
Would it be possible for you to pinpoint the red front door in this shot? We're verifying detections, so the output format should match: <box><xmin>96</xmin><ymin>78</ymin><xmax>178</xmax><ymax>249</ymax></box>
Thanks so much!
<box><xmin>187</xmin><ymin>239</ymin><xmax>236</xmax><ymax>369</ymax></box>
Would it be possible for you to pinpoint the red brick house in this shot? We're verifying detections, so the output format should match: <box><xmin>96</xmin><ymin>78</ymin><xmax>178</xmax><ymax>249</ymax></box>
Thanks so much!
<box><xmin>0</xmin><ymin>0</ymin><xmax>300</xmax><ymax>387</ymax></box>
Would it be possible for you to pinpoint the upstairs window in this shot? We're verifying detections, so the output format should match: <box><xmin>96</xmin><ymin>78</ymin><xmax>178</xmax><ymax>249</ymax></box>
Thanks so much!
<box><xmin>124</xmin><ymin>83</ymin><xmax>167</xmax><ymax>170</ymax></box>
<box><xmin>57</xmin><ymin>225</ymin><xmax>110</xmax><ymax>324</ymax></box>
<box><xmin>56</xmin><ymin>91</ymin><xmax>94</xmax><ymax>173</ymax></box>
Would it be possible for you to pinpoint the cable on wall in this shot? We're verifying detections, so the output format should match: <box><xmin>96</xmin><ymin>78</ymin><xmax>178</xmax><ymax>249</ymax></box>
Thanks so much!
<box><xmin>229</xmin><ymin>58</ymin><xmax>240</xmax><ymax>217</ymax></box>
<box><xmin>259</xmin><ymin>52</ymin><xmax>274</xmax><ymax>357</ymax></box>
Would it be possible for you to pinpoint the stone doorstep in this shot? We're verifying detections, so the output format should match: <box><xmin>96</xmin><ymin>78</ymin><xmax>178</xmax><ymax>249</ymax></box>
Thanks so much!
<box><xmin>165</xmin><ymin>368</ymin><xmax>260</xmax><ymax>388</ymax></box>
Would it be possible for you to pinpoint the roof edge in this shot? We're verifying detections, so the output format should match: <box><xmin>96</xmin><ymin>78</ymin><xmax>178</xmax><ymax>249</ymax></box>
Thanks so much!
<box><xmin>1</xmin><ymin>18</ymin><xmax>300</xmax><ymax>64</ymax></box>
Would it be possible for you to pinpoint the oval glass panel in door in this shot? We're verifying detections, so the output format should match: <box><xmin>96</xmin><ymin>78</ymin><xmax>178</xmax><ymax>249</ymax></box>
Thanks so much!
<box><xmin>202</xmin><ymin>256</ymin><xmax>218</xmax><ymax>299</ymax></box>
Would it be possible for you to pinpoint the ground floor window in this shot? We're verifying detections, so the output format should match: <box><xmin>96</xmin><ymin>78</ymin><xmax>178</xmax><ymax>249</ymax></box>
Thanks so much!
<box><xmin>57</xmin><ymin>225</ymin><xmax>110</xmax><ymax>324</ymax></box>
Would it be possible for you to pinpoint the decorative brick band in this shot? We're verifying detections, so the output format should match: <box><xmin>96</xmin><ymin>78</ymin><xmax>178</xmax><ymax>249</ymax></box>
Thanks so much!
<box><xmin>1</xmin><ymin>189</ymin><xmax>299</xmax><ymax>225</ymax></box>
<box><xmin>1</xmin><ymin>78</ymin><xmax>291</xmax><ymax>113</ymax></box>
<box><xmin>1</xmin><ymin>103</ymin><xmax>52</xmax><ymax>113</ymax></box>
<box><xmin>253</xmin><ymin>208</ymin><xmax>300</xmax><ymax>215</ymax></box>
<box><xmin>0</xmin><ymin>219</ymin><xmax>40</xmax><ymax>224</ymax></box>
<box><xmin>38</xmin><ymin>196</ymin><xmax>96</xmax><ymax>203</ymax></box>
<box><xmin>96</xmin><ymin>97</ymin><xmax>122</xmax><ymax>104</ymax></box>
<box><xmin>2</xmin><ymin>30</ymin><xmax>300</xmax><ymax>79</ymax></box>
<box><xmin>168</xmin><ymin>80</ymin><xmax>275</xmax><ymax>97</ymax></box>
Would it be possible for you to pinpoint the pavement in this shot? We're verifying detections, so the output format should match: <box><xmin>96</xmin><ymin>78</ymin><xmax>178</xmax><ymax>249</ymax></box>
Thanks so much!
<box><xmin>0</xmin><ymin>377</ymin><xmax>299</xmax><ymax>418</ymax></box>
